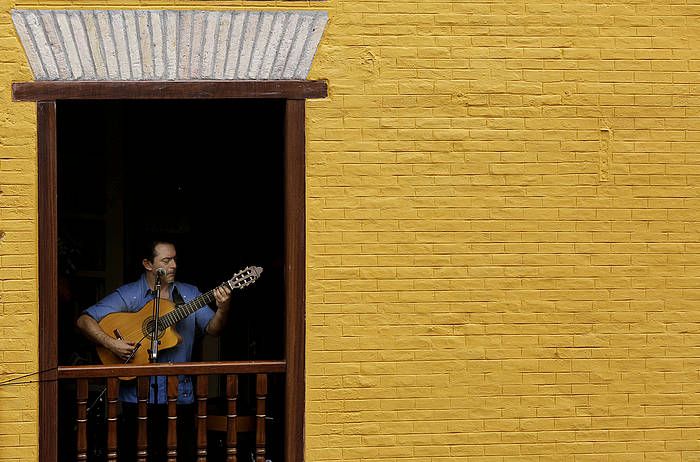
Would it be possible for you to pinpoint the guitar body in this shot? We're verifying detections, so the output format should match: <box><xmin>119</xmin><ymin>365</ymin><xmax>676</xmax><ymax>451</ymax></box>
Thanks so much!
<box><xmin>96</xmin><ymin>298</ymin><xmax>183</xmax><ymax>367</ymax></box>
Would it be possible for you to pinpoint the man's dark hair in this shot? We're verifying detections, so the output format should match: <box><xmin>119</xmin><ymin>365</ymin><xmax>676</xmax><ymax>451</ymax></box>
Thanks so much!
<box><xmin>139</xmin><ymin>236</ymin><xmax>177</xmax><ymax>263</ymax></box>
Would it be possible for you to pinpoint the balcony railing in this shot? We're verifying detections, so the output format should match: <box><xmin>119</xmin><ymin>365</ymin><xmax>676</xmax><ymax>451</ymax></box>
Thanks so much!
<box><xmin>57</xmin><ymin>360</ymin><xmax>286</xmax><ymax>462</ymax></box>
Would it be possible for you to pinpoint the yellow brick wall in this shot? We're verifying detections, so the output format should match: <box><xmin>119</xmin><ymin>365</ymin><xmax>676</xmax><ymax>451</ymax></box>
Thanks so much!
<box><xmin>3</xmin><ymin>0</ymin><xmax>700</xmax><ymax>461</ymax></box>
<box><xmin>0</xmin><ymin>0</ymin><xmax>39</xmax><ymax>458</ymax></box>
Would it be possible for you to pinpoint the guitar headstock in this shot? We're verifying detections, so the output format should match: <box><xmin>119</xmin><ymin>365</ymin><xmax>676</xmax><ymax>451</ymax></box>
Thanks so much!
<box><xmin>227</xmin><ymin>266</ymin><xmax>263</xmax><ymax>290</ymax></box>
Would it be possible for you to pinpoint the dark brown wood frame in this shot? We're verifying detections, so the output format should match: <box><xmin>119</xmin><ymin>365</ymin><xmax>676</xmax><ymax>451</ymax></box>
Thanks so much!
<box><xmin>12</xmin><ymin>80</ymin><xmax>327</xmax><ymax>101</ymax></box>
<box><xmin>15</xmin><ymin>80</ymin><xmax>327</xmax><ymax>462</ymax></box>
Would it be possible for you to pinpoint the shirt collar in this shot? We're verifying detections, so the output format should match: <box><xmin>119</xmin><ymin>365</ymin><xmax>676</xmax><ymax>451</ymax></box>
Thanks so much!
<box><xmin>140</xmin><ymin>272</ymin><xmax>177</xmax><ymax>298</ymax></box>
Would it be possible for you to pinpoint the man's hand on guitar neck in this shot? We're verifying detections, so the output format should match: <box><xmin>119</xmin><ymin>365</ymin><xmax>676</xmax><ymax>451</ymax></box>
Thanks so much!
<box><xmin>213</xmin><ymin>285</ymin><xmax>232</xmax><ymax>311</ymax></box>
<box><xmin>77</xmin><ymin>314</ymin><xmax>136</xmax><ymax>362</ymax></box>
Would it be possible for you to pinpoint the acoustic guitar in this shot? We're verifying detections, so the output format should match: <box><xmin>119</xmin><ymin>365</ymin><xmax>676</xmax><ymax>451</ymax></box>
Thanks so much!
<box><xmin>96</xmin><ymin>266</ymin><xmax>263</xmax><ymax>368</ymax></box>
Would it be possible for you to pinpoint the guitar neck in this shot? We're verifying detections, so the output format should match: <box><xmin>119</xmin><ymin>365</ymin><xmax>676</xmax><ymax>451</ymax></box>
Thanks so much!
<box><xmin>159</xmin><ymin>284</ymin><xmax>225</xmax><ymax>328</ymax></box>
<box><xmin>155</xmin><ymin>266</ymin><xmax>262</xmax><ymax>328</ymax></box>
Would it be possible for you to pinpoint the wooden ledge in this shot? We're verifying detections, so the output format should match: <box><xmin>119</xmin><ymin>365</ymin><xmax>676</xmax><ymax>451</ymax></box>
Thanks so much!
<box><xmin>12</xmin><ymin>80</ymin><xmax>328</xmax><ymax>101</ymax></box>
<box><xmin>57</xmin><ymin>360</ymin><xmax>287</xmax><ymax>379</ymax></box>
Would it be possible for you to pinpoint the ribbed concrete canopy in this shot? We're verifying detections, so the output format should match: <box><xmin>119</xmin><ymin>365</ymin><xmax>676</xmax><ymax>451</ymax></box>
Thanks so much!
<box><xmin>11</xmin><ymin>10</ymin><xmax>328</xmax><ymax>81</ymax></box>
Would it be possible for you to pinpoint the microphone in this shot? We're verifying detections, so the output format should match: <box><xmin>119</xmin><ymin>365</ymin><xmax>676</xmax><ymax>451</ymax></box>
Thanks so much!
<box><xmin>155</xmin><ymin>268</ymin><xmax>167</xmax><ymax>278</ymax></box>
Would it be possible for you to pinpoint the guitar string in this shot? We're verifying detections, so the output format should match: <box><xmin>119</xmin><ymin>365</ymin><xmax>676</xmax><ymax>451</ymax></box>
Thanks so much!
<box><xmin>159</xmin><ymin>272</ymin><xmax>252</xmax><ymax>326</ymax></box>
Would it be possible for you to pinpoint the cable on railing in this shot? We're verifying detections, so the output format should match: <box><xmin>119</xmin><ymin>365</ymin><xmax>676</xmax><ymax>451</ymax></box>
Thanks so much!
<box><xmin>0</xmin><ymin>366</ymin><xmax>59</xmax><ymax>387</ymax></box>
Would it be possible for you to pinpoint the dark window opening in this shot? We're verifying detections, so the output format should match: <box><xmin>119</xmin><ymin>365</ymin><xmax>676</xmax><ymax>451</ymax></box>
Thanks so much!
<box><xmin>56</xmin><ymin>99</ymin><xmax>286</xmax><ymax>461</ymax></box>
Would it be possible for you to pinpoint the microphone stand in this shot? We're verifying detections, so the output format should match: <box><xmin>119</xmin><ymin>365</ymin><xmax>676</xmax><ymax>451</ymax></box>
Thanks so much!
<box><xmin>149</xmin><ymin>270</ymin><xmax>163</xmax><ymax>405</ymax></box>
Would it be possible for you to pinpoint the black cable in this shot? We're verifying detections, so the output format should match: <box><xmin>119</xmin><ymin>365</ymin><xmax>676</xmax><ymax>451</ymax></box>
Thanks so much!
<box><xmin>86</xmin><ymin>332</ymin><xmax>150</xmax><ymax>414</ymax></box>
<box><xmin>0</xmin><ymin>366</ymin><xmax>59</xmax><ymax>387</ymax></box>
<box><xmin>1</xmin><ymin>332</ymin><xmax>156</xmax><ymax>417</ymax></box>
<box><xmin>0</xmin><ymin>378</ymin><xmax>60</xmax><ymax>386</ymax></box>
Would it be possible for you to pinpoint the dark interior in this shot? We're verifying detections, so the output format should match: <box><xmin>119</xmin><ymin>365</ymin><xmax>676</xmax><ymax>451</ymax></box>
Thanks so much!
<box><xmin>56</xmin><ymin>99</ymin><xmax>286</xmax><ymax>460</ymax></box>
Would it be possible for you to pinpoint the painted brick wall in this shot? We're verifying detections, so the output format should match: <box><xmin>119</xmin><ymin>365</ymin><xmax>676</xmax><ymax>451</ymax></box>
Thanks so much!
<box><xmin>3</xmin><ymin>0</ymin><xmax>700</xmax><ymax>461</ymax></box>
<box><xmin>307</xmin><ymin>1</ymin><xmax>700</xmax><ymax>461</ymax></box>
<box><xmin>0</xmin><ymin>0</ymin><xmax>39</xmax><ymax>458</ymax></box>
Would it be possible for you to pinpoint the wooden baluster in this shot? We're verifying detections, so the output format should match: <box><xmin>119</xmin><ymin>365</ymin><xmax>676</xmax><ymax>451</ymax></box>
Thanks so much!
<box><xmin>76</xmin><ymin>379</ymin><xmax>88</xmax><ymax>462</ymax></box>
<box><xmin>255</xmin><ymin>374</ymin><xmax>268</xmax><ymax>462</ymax></box>
<box><xmin>106</xmin><ymin>378</ymin><xmax>119</xmax><ymax>462</ymax></box>
<box><xmin>226</xmin><ymin>375</ymin><xmax>239</xmax><ymax>462</ymax></box>
<box><xmin>167</xmin><ymin>376</ymin><xmax>178</xmax><ymax>462</ymax></box>
<box><xmin>137</xmin><ymin>377</ymin><xmax>149</xmax><ymax>462</ymax></box>
<box><xmin>196</xmin><ymin>375</ymin><xmax>208</xmax><ymax>462</ymax></box>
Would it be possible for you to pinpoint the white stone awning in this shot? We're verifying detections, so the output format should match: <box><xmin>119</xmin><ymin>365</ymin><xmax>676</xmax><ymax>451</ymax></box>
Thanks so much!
<box><xmin>11</xmin><ymin>10</ymin><xmax>328</xmax><ymax>81</ymax></box>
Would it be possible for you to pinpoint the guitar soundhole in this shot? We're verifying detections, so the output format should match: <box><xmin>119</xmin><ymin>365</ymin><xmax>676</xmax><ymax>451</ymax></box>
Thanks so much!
<box><xmin>143</xmin><ymin>318</ymin><xmax>166</xmax><ymax>340</ymax></box>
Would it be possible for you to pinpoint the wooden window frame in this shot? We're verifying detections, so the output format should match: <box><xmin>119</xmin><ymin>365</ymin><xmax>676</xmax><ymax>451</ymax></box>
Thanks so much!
<box><xmin>13</xmin><ymin>80</ymin><xmax>327</xmax><ymax>462</ymax></box>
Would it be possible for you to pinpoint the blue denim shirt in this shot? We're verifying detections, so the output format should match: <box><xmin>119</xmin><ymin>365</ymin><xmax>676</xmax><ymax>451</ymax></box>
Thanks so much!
<box><xmin>84</xmin><ymin>274</ymin><xmax>215</xmax><ymax>404</ymax></box>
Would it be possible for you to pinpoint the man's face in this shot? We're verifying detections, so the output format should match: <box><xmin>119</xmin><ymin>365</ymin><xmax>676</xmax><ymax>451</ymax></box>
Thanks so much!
<box><xmin>147</xmin><ymin>243</ymin><xmax>177</xmax><ymax>284</ymax></box>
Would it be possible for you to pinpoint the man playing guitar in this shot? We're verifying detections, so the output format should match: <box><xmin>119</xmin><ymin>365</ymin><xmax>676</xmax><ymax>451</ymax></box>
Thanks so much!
<box><xmin>76</xmin><ymin>237</ymin><xmax>233</xmax><ymax>461</ymax></box>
